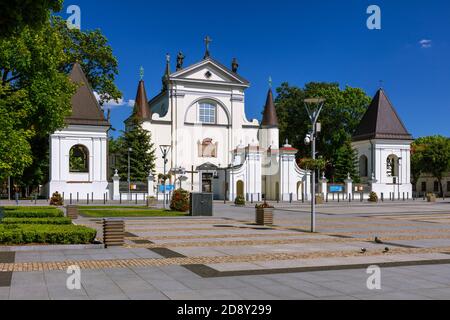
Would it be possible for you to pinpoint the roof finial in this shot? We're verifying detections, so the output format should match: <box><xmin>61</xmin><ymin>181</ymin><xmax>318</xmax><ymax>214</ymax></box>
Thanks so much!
<box><xmin>204</xmin><ymin>35</ymin><xmax>212</xmax><ymax>59</ymax></box>
<box><xmin>379</xmin><ymin>80</ymin><xmax>384</xmax><ymax>89</ymax></box>
<box><xmin>140</xmin><ymin>66</ymin><xmax>144</xmax><ymax>81</ymax></box>
<box><xmin>269</xmin><ymin>76</ymin><xmax>273</xmax><ymax>89</ymax></box>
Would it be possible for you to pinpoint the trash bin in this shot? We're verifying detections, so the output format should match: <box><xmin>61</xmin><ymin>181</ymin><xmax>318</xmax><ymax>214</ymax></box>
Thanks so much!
<box><xmin>190</xmin><ymin>193</ymin><xmax>213</xmax><ymax>216</ymax></box>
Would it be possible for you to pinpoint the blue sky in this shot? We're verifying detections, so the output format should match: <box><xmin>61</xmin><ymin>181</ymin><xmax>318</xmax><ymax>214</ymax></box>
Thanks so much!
<box><xmin>61</xmin><ymin>0</ymin><xmax>450</xmax><ymax>138</ymax></box>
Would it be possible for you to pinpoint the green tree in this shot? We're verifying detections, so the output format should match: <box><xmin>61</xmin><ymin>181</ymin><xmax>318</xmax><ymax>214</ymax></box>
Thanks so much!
<box><xmin>0</xmin><ymin>16</ymin><xmax>121</xmax><ymax>184</ymax></box>
<box><xmin>333</xmin><ymin>139</ymin><xmax>360</xmax><ymax>183</ymax></box>
<box><xmin>0</xmin><ymin>0</ymin><xmax>62</xmax><ymax>38</ymax></box>
<box><xmin>413</xmin><ymin>136</ymin><xmax>450</xmax><ymax>197</ymax></box>
<box><xmin>116</xmin><ymin>116</ymin><xmax>156</xmax><ymax>182</ymax></box>
<box><xmin>275</xmin><ymin>82</ymin><xmax>371</xmax><ymax>179</ymax></box>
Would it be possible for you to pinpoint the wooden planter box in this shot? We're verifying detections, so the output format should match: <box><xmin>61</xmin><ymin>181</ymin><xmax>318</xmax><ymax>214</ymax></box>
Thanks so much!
<box><xmin>147</xmin><ymin>197</ymin><xmax>157</xmax><ymax>207</ymax></box>
<box><xmin>66</xmin><ymin>205</ymin><xmax>78</xmax><ymax>220</ymax></box>
<box><xmin>103</xmin><ymin>219</ymin><xmax>125</xmax><ymax>247</ymax></box>
<box><xmin>256</xmin><ymin>208</ymin><xmax>274</xmax><ymax>226</ymax></box>
<box><xmin>315</xmin><ymin>195</ymin><xmax>324</xmax><ymax>205</ymax></box>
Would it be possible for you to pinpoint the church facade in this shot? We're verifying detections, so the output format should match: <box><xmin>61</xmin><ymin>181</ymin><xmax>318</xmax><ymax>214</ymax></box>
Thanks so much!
<box><xmin>129</xmin><ymin>46</ymin><xmax>310</xmax><ymax>201</ymax></box>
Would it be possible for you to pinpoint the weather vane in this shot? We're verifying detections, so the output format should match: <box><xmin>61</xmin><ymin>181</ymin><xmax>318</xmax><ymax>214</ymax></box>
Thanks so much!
<box><xmin>269</xmin><ymin>76</ymin><xmax>273</xmax><ymax>89</ymax></box>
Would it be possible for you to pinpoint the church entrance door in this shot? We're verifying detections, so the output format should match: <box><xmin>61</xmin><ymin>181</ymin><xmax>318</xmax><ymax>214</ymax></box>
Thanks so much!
<box><xmin>202</xmin><ymin>173</ymin><xmax>213</xmax><ymax>193</ymax></box>
<box><xmin>237</xmin><ymin>180</ymin><xmax>244</xmax><ymax>198</ymax></box>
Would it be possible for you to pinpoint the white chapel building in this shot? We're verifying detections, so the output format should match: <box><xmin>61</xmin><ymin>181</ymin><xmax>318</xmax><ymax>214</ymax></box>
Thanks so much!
<box><xmin>47</xmin><ymin>63</ymin><xmax>110</xmax><ymax>200</ymax></box>
<box><xmin>352</xmin><ymin>88</ymin><xmax>414</xmax><ymax>198</ymax></box>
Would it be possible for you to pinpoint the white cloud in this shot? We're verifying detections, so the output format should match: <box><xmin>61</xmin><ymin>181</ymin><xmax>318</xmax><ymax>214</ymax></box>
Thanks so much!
<box><xmin>419</xmin><ymin>39</ymin><xmax>432</xmax><ymax>49</ymax></box>
<box><xmin>94</xmin><ymin>92</ymin><xmax>135</xmax><ymax>110</ymax></box>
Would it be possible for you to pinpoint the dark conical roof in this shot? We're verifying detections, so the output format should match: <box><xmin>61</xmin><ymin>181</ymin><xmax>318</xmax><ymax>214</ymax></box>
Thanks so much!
<box><xmin>66</xmin><ymin>63</ymin><xmax>109</xmax><ymax>127</ymax></box>
<box><xmin>261</xmin><ymin>88</ymin><xmax>279</xmax><ymax>128</ymax></box>
<box><xmin>133</xmin><ymin>80</ymin><xmax>151</xmax><ymax>120</ymax></box>
<box><xmin>353</xmin><ymin>89</ymin><xmax>413</xmax><ymax>142</ymax></box>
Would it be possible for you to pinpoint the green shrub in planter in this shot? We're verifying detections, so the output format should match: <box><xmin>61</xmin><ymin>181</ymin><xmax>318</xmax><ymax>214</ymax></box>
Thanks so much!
<box><xmin>0</xmin><ymin>224</ymin><xmax>96</xmax><ymax>245</ymax></box>
<box><xmin>235</xmin><ymin>196</ymin><xmax>246</xmax><ymax>206</ymax></box>
<box><xmin>368</xmin><ymin>192</ymin><xmax>379</xmax><ymax>203</ymax></box>
<box><xmin>50</xmin><ymin>192</ymin><xmax>64</xmax><ymax>206</ymax></box>
<box><xmin>1</xmin><ymin>217</ymin><xmax>72</xmax><ymax>225</ymax></box>
<box><xmin>170</xmin><ymin>189</ymin><xmax>190</xmax><ymax>212</ymax></box>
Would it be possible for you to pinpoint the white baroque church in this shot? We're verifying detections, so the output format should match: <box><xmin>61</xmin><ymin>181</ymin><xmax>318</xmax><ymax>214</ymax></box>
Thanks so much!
<box><xmin>127</xmin><ymin>44</ymin><xmax>310</xmax><ymax>201</ymax></box>
<box><xmin>46</xmin><ymin>39</ymin><xmax>414</xmax><ymax>202</ymax></box>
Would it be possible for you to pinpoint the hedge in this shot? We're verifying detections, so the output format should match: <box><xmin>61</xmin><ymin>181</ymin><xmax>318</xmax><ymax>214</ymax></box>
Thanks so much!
<box><xmin>0</xmin><ymin>224</ymin><xmax>97</xmax><ymax>245</ymax></box>
<box><xmin>1</xmin><ymin>217</ymin><xmax>72</xmax><ymax>225</ymax></box>
<box><xmin>2</xmin><ymin>209</ymin><xmax>64</xmax><ymax>218</ymax></box>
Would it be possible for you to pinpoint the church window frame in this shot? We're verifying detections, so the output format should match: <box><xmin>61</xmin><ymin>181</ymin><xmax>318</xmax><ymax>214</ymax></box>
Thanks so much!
<box><xmin>359</xmin><ymin>155</ymin><xmax>368</xmax><ymax>178</ymax></box>
<box><xmin>69</xmin><ymin>145</ymin><xmax>89</xmax><ymax>173</ymax></box>
<box><xmin>386</xmin><ymin>154</ymin><xmax>398</xmax><ymax>178</ymax></box>
<box><xmin>198</xmin><ymin>102</ymin><xmax>216</xmax><ymax>124</ymax></box>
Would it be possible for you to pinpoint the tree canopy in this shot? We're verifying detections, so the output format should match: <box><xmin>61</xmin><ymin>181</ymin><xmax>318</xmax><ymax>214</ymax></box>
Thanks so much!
<box><xmin>0</xmin><ymin>15</ymin><xmax>121</xmax><ymax>184</ymax></box>
<box><xmin>0</xmin><ymin>0</ymin><xmax>63</xmax><ymax>38</ymax></box>
<box><xmin>275</xmin><ymin>82</ymin><xmax>371</xmax><ymax>181</ymax></box>
<box><xmin>115</xmin><ymin>116</ymin><xmax>156</xmax><ymax>182</ymax></box>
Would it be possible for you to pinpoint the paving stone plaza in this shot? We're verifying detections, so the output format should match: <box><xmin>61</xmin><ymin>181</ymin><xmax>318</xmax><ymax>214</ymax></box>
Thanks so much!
<box><xmin>1</xmin><ymin>200</ymin><xmax>450</xmax><ymax>300</ymax></box>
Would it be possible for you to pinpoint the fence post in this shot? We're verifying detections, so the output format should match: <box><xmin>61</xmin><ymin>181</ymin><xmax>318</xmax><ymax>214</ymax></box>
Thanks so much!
<box><xmin>70</xmin><ymin>193</ymin><xmax>73</xmax><ymax>205</ymax></box>
<box><xmin>360</xmin><ymin>193</ymin><xmax>363</xmax><ymax>202</ymax></box>
<box><xmin>381</xmin><ymin>193</ymin><xmax>384</xmax><ymax>202</ymax></box>
<box><xmin>338</xmin><ymin>193</ymin><xmax>340</xmax><ymax>203</ymax></box>
<box><xmin>87</xmin><ymin>193</ymin><xmax>89</xmax><ymax>205</ymax></box>
<box><xmin>290</xmin><ymin>193</ymin><xmax>293</xmax><ymax>203</ymax></box>
<box><xmin>251</xmin><ymin>194</ymin><xmax>254</xmax><ymax>204</ymax></box>
<box><xmin>135</xmin><ymin>193</ymin><xmax>138</xmax><ymax>205</ymax></box>
<box><xmin>120</xmin><ymin>193</ymin><xmax>122</xmax><ymax>204</ymax></box>
<box><xmin>302</xmin><ymin>192</ymin><xmax>304</xmax><ymax>203</ymax></box>
<box><xmin>349</xmin><ymin>193</ymin><xmax>351</xmax><ymax>203</ymax></box>
<box><xmin>77</xmin><ymin>192</ymin><xmax>79</xmax><ymax>203</ymax></box>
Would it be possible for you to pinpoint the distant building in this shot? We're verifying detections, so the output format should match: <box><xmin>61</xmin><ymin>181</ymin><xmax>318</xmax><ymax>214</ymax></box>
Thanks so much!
<box><xmin>415</xmin><ymin>173</ymin><xmax>450</xmax><ymax>197</ymax></box>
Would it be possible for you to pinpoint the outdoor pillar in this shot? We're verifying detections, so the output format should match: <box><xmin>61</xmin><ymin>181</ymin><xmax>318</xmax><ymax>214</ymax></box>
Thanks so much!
<box><xmin>344</xmin><ymin>173</ymin><xmax>353</xmax><ymax>199</ymax></box>
<box><xmin>113</xmin><ymin>170</ymin><xmax>120</xmax><ymax>201</ymax></box>
<box><xmin>147</xmin><ymin>173</ymin><xmax>155</xmax><ymax>197</ymax></box>
<box><xmin>320</xmin><ymin>173</ymin><xmax>328</xmax><ymax>199</ymax></box>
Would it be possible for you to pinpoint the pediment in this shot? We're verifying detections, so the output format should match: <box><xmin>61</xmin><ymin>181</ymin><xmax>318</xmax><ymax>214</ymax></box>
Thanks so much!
<box><xmin>170</xmin><ymin>58</ymin><xmax>249</xmax><ymax>86</ymax></box>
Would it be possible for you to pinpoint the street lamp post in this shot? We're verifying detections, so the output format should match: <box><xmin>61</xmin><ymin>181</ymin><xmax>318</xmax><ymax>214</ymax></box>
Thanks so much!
<box><xmin>127</xmin><ymin>148</ymin><xmax>132</xmax><ymax>202</ymax></box>
<box><xmin>304</xmin><ymin>98</ymin><xmax>325</xmax><ymax>233</ymax></box>
<box><xmin>160</xmin><ymin>145</ymin><xmax>171</xmax><ymax>210</ymax></box>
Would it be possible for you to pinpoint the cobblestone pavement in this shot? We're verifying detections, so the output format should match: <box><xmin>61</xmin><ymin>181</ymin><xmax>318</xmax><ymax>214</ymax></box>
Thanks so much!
<box><xmin>1</xmin><ymin>200</ymin><xmax>450</xmax><ymax>300</ymax></box>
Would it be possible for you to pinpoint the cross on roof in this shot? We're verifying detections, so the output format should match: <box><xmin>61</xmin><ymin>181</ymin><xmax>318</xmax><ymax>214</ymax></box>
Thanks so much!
<box><xmin>204</xmin><ymin>35</ymin><xmax>212</xmax><ymax>59</ymax></box>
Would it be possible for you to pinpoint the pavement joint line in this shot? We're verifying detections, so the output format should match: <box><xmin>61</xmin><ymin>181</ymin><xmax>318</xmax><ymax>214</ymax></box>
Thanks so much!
<box><xmin>122</xmin><ymin>234</ymin><xmax>450</xmax><ymax>249</ymax></box>
<box><xmin>3</xmin><ymin>247</ymin><xmax>450</xmax><ymax>273</ymax></box>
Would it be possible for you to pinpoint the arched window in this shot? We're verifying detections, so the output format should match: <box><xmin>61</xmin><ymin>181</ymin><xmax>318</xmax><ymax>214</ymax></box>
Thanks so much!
<box><xmin>386</xmin><ymin>155</ymin><xmax>398</xmax><ymax>177</ymax></box>
<box><xmin>359</xmin><ymin>155</ymin><xmax>368</xmax><ymax>177</ymax></box>
<box><xmin>199</xmin><ymin>102</ymin><xmax>216</xmax><ymax>124</ymax></box>
<box><xmin>70</xmin><ymin>145</ymin><xmax>89</xmax><ymax>173</ymax></box>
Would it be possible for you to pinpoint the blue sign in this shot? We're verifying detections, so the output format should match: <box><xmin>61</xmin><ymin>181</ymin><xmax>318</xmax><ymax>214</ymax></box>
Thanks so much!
<box><xmin>159</xmin><ymin>185</ymin><xmax>175</xmax><ymax>193</ymax></box>
<box><xmin>329</xmin><ymin>185</ymin><xmax>344</xmax><ymax>193</ymax></box>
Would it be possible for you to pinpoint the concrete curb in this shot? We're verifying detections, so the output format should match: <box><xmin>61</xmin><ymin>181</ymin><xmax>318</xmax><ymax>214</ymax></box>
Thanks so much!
<box><xmin>0</xmin><ymin>244</ymin><xmax>105</xmax><ymax>252</ymax></box>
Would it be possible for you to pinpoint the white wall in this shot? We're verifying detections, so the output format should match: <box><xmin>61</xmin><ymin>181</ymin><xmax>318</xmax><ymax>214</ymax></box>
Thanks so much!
<box><xmin>49</xmin><ymin>125</ymin><xmax>109</xmax><ymax>200</ymax></box>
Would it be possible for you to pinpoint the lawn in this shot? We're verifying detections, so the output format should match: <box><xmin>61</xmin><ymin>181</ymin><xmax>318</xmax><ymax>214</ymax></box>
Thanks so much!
<box><xmin>78</xmin><ymin>207</ymin><xmax>188</xmax><ymax>218</ymax></box>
